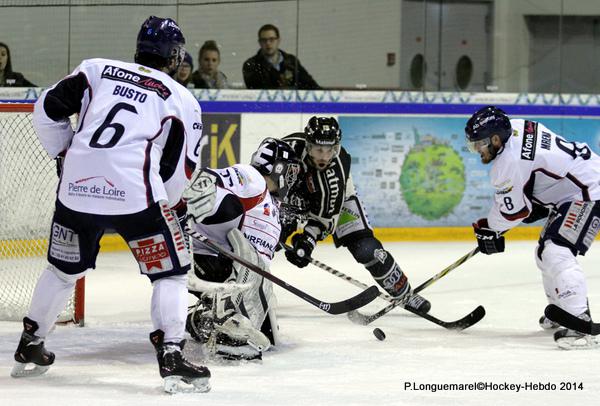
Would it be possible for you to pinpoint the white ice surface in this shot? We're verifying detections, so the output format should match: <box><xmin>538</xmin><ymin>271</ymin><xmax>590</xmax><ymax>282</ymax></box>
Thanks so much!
<box><xmin>1</xmin><ymin>241</ymin><xmax>599</xmax><ymax>405</ymax></box>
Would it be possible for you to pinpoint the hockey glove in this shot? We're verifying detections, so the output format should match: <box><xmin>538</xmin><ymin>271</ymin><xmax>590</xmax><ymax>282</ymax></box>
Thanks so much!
<box><xmin>472</xmin><ymin>218</ymin><xmax>505</xmax><ymax>255</ymax></box>
<box><xmin>183</xmin><ymin>169</ymin><xmax>218</xmax><ymax>224</ymax></box>
<box><xmin>285</xmin><ymin>233</ymin><xmax>316</xmax><ymax>268</ymax></box>
<box><xmin>522</xmin><ymin>203</ymin><xmax>551</xmax><ymax>224</ymax></box>
<box><xmin>171</xmin><ymin>199</ymin><xmax>188</xmax><ymax>228</ymax></box>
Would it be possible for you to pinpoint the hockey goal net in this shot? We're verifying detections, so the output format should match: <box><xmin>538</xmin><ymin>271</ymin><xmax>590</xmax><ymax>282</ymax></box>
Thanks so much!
<box><xmin>0</xmin><ymin>103</ymin><xmax>84</xmax><ymax>324</ymax></box>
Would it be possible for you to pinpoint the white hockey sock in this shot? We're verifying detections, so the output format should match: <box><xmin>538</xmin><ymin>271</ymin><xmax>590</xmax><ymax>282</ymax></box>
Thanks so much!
<box><xmin>151</xmin><ymin>274</ymin><xmax>188</xmax><ymax>343</ymax></box>
<box><xmin>536</xmin><ymin>241</ymin><xmax>589</xmax><ymax>316</ymax></box>
<box><xmin>28</xmin><ymin>264</ymin><xmax>81</xmax><ymax>337</ymax></box>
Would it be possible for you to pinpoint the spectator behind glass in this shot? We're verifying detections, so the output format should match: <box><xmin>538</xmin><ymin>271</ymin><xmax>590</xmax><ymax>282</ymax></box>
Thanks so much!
<box><xmin>0</xmin><ymin>42</ymin><xmax>36</xmax><ymax>87</ymax></box>
<box><xmin>173</xmin><ymin>51</ymin><xmax>194</xmax><ymax>88</ymax></box>
<box><xmin>191</xmin><ymin>40</ymin><xmax>229</xmax><ymax>89</ymax></box>
<box><xmin>242</xmin><ymin>24</ymin><xmax>320</xmax><ymax>90</ymax></box>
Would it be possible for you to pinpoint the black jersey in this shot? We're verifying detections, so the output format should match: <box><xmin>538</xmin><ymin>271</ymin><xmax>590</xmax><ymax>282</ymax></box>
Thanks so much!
<box><xmin>282</xmin><ymin>133</ymin><xmax>351</xmax><ymax>240</ymax></box>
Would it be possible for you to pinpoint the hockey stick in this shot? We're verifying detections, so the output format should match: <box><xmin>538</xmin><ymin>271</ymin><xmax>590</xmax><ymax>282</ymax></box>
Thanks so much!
<box><xmin>544</xmin><ymin>304</ymin><xmax>600</xmax><ymax>336</ymax></box>
<box><xmin>347</xmin><ymin>246</ymin><xmax>483</xmax><ymax>325</ymax></box>
<box><xmin>279</xmin><ymin>243</ymin><xmax>485</xmax><ymax>330</ymax></box>
<box><xmin>185</xmin><ymin>227</ymin><xmax>379</xmax><ymax>315</ymax></box>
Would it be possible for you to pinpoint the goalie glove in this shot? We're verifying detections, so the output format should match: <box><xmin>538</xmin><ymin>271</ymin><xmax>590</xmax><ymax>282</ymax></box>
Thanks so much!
<box><xmin>472</xmin><ymin>218</ymin><xmax>505</xmax><ymax>255</ymax></box>
<box><xmin>183</xmin><ymin>169</ymin><xmax>218</xmax><ymax>224</ymax></box>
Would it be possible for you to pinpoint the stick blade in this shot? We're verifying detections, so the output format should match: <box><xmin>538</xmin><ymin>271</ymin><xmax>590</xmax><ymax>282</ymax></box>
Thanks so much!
<box><xmin>446</xmin><ymin>305</ymin><xmax>486</xmax><ymax>331</ymax></box>
<box><xmin>326</xmin><ymin>285</ymin><xmax>380</xmax><ymax>315</ymax></box>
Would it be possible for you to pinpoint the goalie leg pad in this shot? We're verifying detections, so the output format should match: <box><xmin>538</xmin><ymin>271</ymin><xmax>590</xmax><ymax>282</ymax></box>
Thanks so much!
<box><xmin>226</xmin><ymin>229</ymin><xmax>274</xmax><ymax>330</ymax></box>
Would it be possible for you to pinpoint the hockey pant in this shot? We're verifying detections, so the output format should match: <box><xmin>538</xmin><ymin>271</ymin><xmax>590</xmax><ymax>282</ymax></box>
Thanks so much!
<box><xmin>333</xmin><ymin>194</ymin><xmax>410</xmax><ymax>297</ymax></box>
<box><xmin>536</xmin><ymin>200</ymin><xmax>600</xmax><ymax>316</ymax></box>
<box><xmin>34</xmin><ymin>199</ymin><xmax>190</xmax><ymax>342</ymax></box>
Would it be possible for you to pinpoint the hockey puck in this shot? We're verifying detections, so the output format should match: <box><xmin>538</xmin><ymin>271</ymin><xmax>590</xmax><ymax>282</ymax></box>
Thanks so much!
<box><xmin>372</xmin><ymin>328</ymin><xmax>386</xmax><ymax>341</ymax></box>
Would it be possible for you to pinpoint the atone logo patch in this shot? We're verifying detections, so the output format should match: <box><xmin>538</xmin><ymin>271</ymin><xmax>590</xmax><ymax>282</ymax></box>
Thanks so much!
<box><xmin>520</xmin><ymin>120</ymin><xmax>537</xmax><ymax>161</ymax></box>
<box><xmin>102</xmin><ymin>65</ymin><xmax>171</xmax><ymax>100</ymax></box>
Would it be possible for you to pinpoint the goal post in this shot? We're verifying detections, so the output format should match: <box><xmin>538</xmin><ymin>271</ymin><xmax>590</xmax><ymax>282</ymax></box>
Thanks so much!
<box><xmin>0</xmin><ymin>102</ymin><xmax>84</xmax><ymax>325</ymax></box>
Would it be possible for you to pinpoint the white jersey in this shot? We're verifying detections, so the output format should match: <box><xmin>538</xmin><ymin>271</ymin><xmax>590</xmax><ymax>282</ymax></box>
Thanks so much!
<box><xmin>191</xmin><ymin>164</ymin><xmax>281</xmax><ymax>266</ymax></box>
<box><xmin>33</xmin><ymin>58</ymin><xmax>203</xmax><ymax>214</ymax></box>
<box><xmin>487</xmin><ymin>119</ymin><xmax>600</xmax><ymax>231</ymax></box>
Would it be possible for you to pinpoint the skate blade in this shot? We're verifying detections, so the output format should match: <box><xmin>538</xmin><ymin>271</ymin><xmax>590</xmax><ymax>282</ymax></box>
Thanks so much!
<box><xmin>556</xmin><ymin>336</ymin><xmax>600</xmax><ymax>350</ymax></box>
<box><xmin>163</xmin><ymin>376</ymin><xmax>211</xmax><ymax>394</ymax></box>
<box><xmin>11</xmin><ymin>362</ymin><xmax>50</xmax><ymax>378</ymax></box>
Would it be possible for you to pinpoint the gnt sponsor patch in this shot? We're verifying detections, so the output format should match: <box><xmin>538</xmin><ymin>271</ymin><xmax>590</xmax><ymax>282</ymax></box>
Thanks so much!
<box><xmin>49</xmin><ymin>223</ymin><xmax>80</xmax><ymax>263</ymax></box>
<box><xmin>129</xmin><ymin>234</ymin><xmax>173</xmax><ymax>274</ymax></box>
<box><xmin>520</xmin><ymin>120</ymin><xmax>537</xmax><ymax>161</ymax></box>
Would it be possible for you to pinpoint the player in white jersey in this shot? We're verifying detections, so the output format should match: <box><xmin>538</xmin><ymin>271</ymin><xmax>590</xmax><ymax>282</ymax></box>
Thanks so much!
<box><xmin>465</xmin><ymin>105</ymin><xmax>600</xmax><ymax>350</ymax></box>
<box><xmin>12</xmin><ymin>16</ymin><xmax>211</xmax><ymax>393</ymax></box>
<box><xmin>183</xmin><ymin>138</ymin><xmax>303</xmax><ymax>360</ymax></box>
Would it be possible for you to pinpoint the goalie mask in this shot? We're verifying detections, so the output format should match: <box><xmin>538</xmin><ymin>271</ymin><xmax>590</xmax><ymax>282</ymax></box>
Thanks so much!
<box><xmin>304</xmin><ymin>116</ymin><xmax>342</xmax><ymax>170</ymax></box>
<box><xmin>251</xmin><ymin>138</ymin><xmax>303</xmax><ymax>200</ymax></box>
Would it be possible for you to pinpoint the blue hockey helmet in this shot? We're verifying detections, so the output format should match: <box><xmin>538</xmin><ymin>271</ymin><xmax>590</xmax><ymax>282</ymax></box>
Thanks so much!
<box><xmin>135</xmin><ymin>16</ymin><xmax>186</xmax><ymax>70</ymax></box>
<box><xmin>465</xmin><ymin>106</ymin><xmax>512</xmax><ymax>153</ymax></box>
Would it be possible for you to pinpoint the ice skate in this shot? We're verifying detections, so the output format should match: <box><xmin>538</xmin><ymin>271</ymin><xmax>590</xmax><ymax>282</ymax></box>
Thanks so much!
<box><xmin>150</xmin><ymin>329</ymin><xmax>211</xmax><ymax>394</ymax></box>
<box><xmin>554</xmin><ymin>312</ymin><xmax>599</xmax><ymax>350</ymax></box>
<box><xmin>539</xmin><ymin>315</ymin><xmax>560</xmax><ymax>330</ymax></box>
<box><xmin>403</xmin><ymin>292</ymin><xmax>432</xmax><ymax>314</ymax></box>
<box><xmin>11</xmin><ymin>317</ymin><xmax>55</xmax><ymax>378</ymax></box>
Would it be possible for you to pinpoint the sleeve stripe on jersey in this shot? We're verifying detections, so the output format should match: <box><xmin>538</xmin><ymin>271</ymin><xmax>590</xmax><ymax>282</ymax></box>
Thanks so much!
<box><xmin>238</xmin><ymin>189</ymin><xmax>268</xmax><ymax>212</ymax></box>
<box><xmin>202</xmin><ymin>194</ymin><xmax>244</xmax><ymax>225</ymax></box>
<box><xmin>44</xmin><ymin>71</ymin><xmax>90</xmax><ymax>122</ymax></box>
<box><xmin>159</xmin><ymin>117</ymin><xmax>185</xmax><ymax>183</ymax></box>
<box><xmin>500</xmin><ymin>206</ymin><xmax>530</xmax><ymax>221</ymax></box>
<box><xmin>185</xmin><ymin>156</ymin><xmax>196</xmax><ymax>179</ymax></box>
<box><xmin>526</xmin><ymin>168</ymin><xmax>591</xmax><ymax>202</ymax></box>
<box><xmin>566</xmin><ymin>173</ymin><xmax>591</xmax><ymax>201</ymax></box>
<box><xmin>143</xmin><ymin>142</ymin><xmax>154</xmax><ymax>206</ymax></box>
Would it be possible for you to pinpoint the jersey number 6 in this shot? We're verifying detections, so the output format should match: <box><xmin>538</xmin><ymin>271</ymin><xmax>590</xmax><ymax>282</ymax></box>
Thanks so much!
<box><xmin>89</xmin><ymin>103</ymin><xmax>138</xmax><ymax>149</ymax></box>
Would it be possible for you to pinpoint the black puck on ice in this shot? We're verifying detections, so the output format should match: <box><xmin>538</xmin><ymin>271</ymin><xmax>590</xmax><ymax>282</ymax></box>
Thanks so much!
<box><xmin>372</xmin><ymin>328</ymin><xmax>386</xmax><ymax>341</ymax></box>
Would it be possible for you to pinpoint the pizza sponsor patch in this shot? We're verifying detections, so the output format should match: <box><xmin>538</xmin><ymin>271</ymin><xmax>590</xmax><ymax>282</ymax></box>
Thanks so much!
<box><xmin>129</xmin><ymin>234</ymin><xmax>173</xmax><ymax>274</ymax></box>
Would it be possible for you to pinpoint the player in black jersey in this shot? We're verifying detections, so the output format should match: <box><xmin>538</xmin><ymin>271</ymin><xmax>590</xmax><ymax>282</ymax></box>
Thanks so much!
<box><xmin>281</xmin><ymin>116</ymin><xmax>430</xmax><ymax>313</ymax></box>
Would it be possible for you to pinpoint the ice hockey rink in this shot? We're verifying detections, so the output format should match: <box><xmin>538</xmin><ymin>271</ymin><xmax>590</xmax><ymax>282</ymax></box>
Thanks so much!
<box><xmin>1</xmin><ymin>240</ymin><xmax>599</xmax><ymax>406</ymax></box>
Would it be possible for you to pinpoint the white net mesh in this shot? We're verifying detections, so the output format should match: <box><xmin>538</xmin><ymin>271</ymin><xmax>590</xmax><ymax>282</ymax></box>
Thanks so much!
<box><xmin>0</xmin><ymin>104</ymin><xmax>80</xmax><ymax>323</ymax></box>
